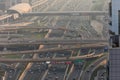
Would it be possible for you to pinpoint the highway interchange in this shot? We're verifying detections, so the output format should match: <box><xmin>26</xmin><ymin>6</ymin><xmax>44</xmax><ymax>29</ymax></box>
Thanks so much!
<box><xmin>0</xmin><ymin>0</ymin><xmax>109</xmax><ymax>80</ymax></box>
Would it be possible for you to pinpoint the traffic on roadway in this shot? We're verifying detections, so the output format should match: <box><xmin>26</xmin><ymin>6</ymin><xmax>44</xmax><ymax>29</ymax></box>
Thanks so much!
<box><xmin>0</xmin><ymin>0</ymin><xmax>109</xmax><ymax>80</ymax></box>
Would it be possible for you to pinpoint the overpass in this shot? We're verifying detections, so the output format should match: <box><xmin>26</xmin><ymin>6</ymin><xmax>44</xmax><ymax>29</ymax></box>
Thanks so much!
<box><xmin>81</xmin><ymin>56</ymin><xmax>107</xmax><ymax>80</ymax></box>
<box><xmin>0</xmin><ymin>22</ymin><xmax>33</xmax><ymax>27</ymax></box>
<box><xmin>0</xmin><ymin>39</ymin><xmax>108</xmax><ymax>46</ymax></box>
<box><xmin>0</xmin><ymin>2</ymin><xmax>108</xmax><ymax>22</ymax></box>
<box><xmin>0</xmin><ymin>26</ymin><xmax>71</xmax><ymax>32</ymax></box>
<box><xmin>22</xmin><ymin>11</ymin><xmax>108</xmax><ymax>16</ymax></box>
<box><xmin>0</xmin><ymin>43</ymin><xmax>107</xmax><ymax>55</ymax></box>
<box><xmin>0</xmin><ymin>14</ymin><xmax>13</xmax><ymax>21</ymax></box>
<box><xmin>0</xmin><ymin>34</ymin><xmax>23</xmax><ymax>37</ymax></box>
<box><xmin>0</xmin><ymin>53</ymin><xmax>104</xmax><ymax>63</ymax></box>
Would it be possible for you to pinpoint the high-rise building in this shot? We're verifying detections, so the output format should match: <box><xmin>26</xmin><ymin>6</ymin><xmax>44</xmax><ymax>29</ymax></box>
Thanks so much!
<box><xmin>109</xmin><ymin>48</ymin><xmax>120</xmax><ymax>80</ymax></box>
<box><xmin>109</xmin><ymin>1</ymin><xmax>120</xmax><ymax>80</ymax></box>
<box><xmin>111</xmin><ymin>0</ymin><xmax>120</xmax><ymax>34</ymax></box>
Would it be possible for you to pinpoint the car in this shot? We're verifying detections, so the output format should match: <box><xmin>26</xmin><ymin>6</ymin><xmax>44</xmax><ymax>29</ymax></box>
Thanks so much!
<box><xmin>55</xmin><ymin>76</ymin><xmax>58</xmax><ymax>80</ymax></box>
<box><xmin>46</xmin><ymin>61</ymin><xmax>51</xmax><ymax>64</ymax></box>
<box><xmin>9</xmin><ymin>70</ymin><xmax>12</xmax><ymax>73</ymax></box>
<box><xmin>30</xmin><ymin>71</ymin><xmax>34</xmax><ymax>74</ymax></box>
<box><xmin>91</xmin><ymin>65</ymin><xmax>94</xmax><ymax>67</ymax></box>
<box><xmin>73</xmin><ymin>78</ymin><xmax>76</xmax><ymax>80</ymax></box>
<box><xmin>9</xmin><ymin>76</ymin><xmax>12</xmax><ymax>78</ymax></box>
<box><xmin>86</xmin><ymin>70</ymin><xmax>90</xmax><ymax>73</ymax></box>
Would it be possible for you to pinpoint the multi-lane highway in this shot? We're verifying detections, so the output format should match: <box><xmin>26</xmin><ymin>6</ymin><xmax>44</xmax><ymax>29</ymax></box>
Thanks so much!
<box><xmin>0</xmin><ymin>39</ymin><xmax>107</xmax><ymax>47</ymax></box>
<box><xmin>0</xmin><ymin>0</ymin><xmax>109</xmax><ymax>80</ymax></box>
<box><xmin>0</xmin><ymin>14</ymin><xmax>13</xmax><ymax>21</ymax></box>
<box><xmin>20</xmin><ymin>1</ymin><xmax>77</xmax><ymax>79</ymax></box>
<box><xmin>0</xmin><ymin>53</ymin><xmax>104</xmax><ymax>63</ymax></box>
<box><xmin>81</xmin><ymin>55</ymin><xmax>107</xmax><ymax>80</ymax></box>
<box><xmin>19</xmin><ymin>0</ymin><xmax>70</xmax><ymax>79</ymax></box>
<box><xmin>0</xmin><ymin>43</ymin><xmax>107</xmax><ymax>55</ymax></box>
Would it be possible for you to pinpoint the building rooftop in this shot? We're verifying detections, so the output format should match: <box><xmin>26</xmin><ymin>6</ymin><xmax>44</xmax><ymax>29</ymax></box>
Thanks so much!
<box><xmin>7</xmin><ymin>3</ymin><xmax>31</xmax><ymax>15</ymax></box>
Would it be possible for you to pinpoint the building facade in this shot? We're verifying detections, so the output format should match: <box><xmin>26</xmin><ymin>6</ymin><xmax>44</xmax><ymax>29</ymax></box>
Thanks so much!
<box><xmin>111</xmin><ymin>0</ymin><xmax>120</xmax><ymax>34</ymax></box>
<box><xmin>109</xmin><ymin>48</ymin><xmax>120</xmax><ymax>80</ymax></box>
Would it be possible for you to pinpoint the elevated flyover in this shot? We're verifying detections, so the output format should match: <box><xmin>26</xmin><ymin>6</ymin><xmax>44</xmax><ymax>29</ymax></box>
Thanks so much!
<box><xmin>23</xmin><ymin>11</ymin><xmax>108</xmax><ymax>16</ymax></box>
<box><xmin>0</xmin><ymin>43</ymin><xmax>107</xmax><ymax>55</ymax></box>
<box><xmin>0</xmin><ymin>39</ymin><xmax>108</xmax><ymax>46</ymax></box>
<box><xmin>0</xmin><ymin>14</ymin><xmax>13</xmax><ymax>21</ymax></box>
<box><xmin>0</xmin><ymin>26</ymin><xmax>71</xmax><ymax>31</ymax></box>
<box><xmin>0</xmin><ymin>53</ymin><xmax>104</xmax><ymax>63</ymax></box>
<box><xmin>0</xmin><ymin>3</ymin><xmax>108</xmax><ymax>21</ymax></box>
<box><xmin>0</xmin><ymin>4</ymin><xmax>108</xmax><ymax>22</ymax></box>
<box><xmin>0</xmin><ymin>34</ymin><xmax>23</xmax><ymax>37</ymax></box>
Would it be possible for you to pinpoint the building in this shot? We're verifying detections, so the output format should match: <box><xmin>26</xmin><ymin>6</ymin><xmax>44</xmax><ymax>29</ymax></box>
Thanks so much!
<box><xmin>109</xmin><ymin>35</ymin><xmax>120</xmax><ymax>80</ymax></box>
<box><xmin>111</xmin><ymin>0</ymin><xmax>120</xmax><ymax>34</ymax></box>
<box><xmin>0</xmin><ymin>0</ymin><xmax>11</xmax><ymax>11</ymax></box>
<box><xmin>109</xmin><ymin>1</ymin><xmax>120</xmax><ymax>80</ymax></box>
<box><xmin>109</xmin><ymin>48</ymin><xmax>120</xmax><ymax>80</ymax></box>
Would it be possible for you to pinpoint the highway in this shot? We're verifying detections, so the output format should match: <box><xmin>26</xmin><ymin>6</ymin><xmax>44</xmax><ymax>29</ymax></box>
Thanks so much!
<box><xmin>44</xmin><ymin>64</ymin><xmax>67</xmax><ymax>80</ymax></box>
<box><xmin>81</xmin><ymin>55</ymin><xmax>107</xmax><ymax>80</ymax></box>
<box><xmin>0</xmin><ymin>38</ymin><xmax>108</xmax><ymax>43</ymax></box>
<box><xmin>0</xmin><ymin>1</ymin><xmax>53</xmax><ymax>80</ymax></box>
<box><xmin>23</xmin><ymin>63</ymin><xmax>48</xmax><ymax>80</ymax></box>
<box><xmin>0</xmin><ymin>14</ymin><xmax>12</xmax><ymax>21</ymax></box>
<box><xmin>0</xmin><ymin>0</ymin><xmax>109</xmax><ymax>80</ymax></box>
<box><xmin>2</xmin><ymin>54</ymin><xmax>32</xmax><ymax>80</ymax></box>
<box><xmin>0</xmin><ymin>34</ymin><xmax>23</xmax><ymax>37</ymax></box>
<box><xmin>38</xmin><ymin>12</ymin><xmax>73</xmax><ymax>80</ymax></box>
<box><xmin>43</xmin><ymin>51</ymin><xmax>71</xmax><ymax>80</ymax></box>
<box><xmin>20</xmin><ymin>1</ymin><xmax>106</xmax><ymax>79</ymax></box>
<box><xmin>65</xmin><ymin>50</ymin><xmax>81</xmax><ymax>80</ymax></box>
<box><xmin>67</xmin><ymin>62</ymin><xmax>83</xmax><ymax>80</ymax></box>
<box><xmin>0</xmin><ymin>38</ymin><xmax>108</xmax><ymax>46</ymax></box>
<box><xmin>0</xmin><ymin>53</ymin><xmax>104</xmax><ymax>63</ymax></box>
<box><xmin>0</xmin><ymin>0</ymin><xmax>52</xmax><ymax>80</ymax></box>
<box><xmin>22</xmin><ymin>11</ymin><xmax>108</xmax><ymax>16</ymax></box>
<box><xmin>0</xmin><ymin>22</ymin><xmax>33</xmax><ymax>27</ymax></box>
<box><xmin>31</xmin><ymin>0</ymin><xmax>48</xmax><ymax>8</ymax></box>
<box><xmin>19</xmin><ymin>0</ymin><xmax>68</xmax><ymax>79</ymax></box>
<box><xmin>0</xmin><ymin>43</ymin><xmax>107</xmax><ymax>55</ymax></box>
<box><xmin>0</xmin><ymin>26</ymin><xmax>71</xmax><ymax>31</ymax></box>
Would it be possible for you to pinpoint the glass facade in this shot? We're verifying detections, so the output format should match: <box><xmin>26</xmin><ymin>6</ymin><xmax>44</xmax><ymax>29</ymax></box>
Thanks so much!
<box><xmin>117</xmin><ymin>11</ymin><xmax>120</xmax><ymax>35</ymax></box>
<box><xmin>109</xmin><ymin>49</ymin><xmax>120</xmax><ymax>80</ymax></box>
